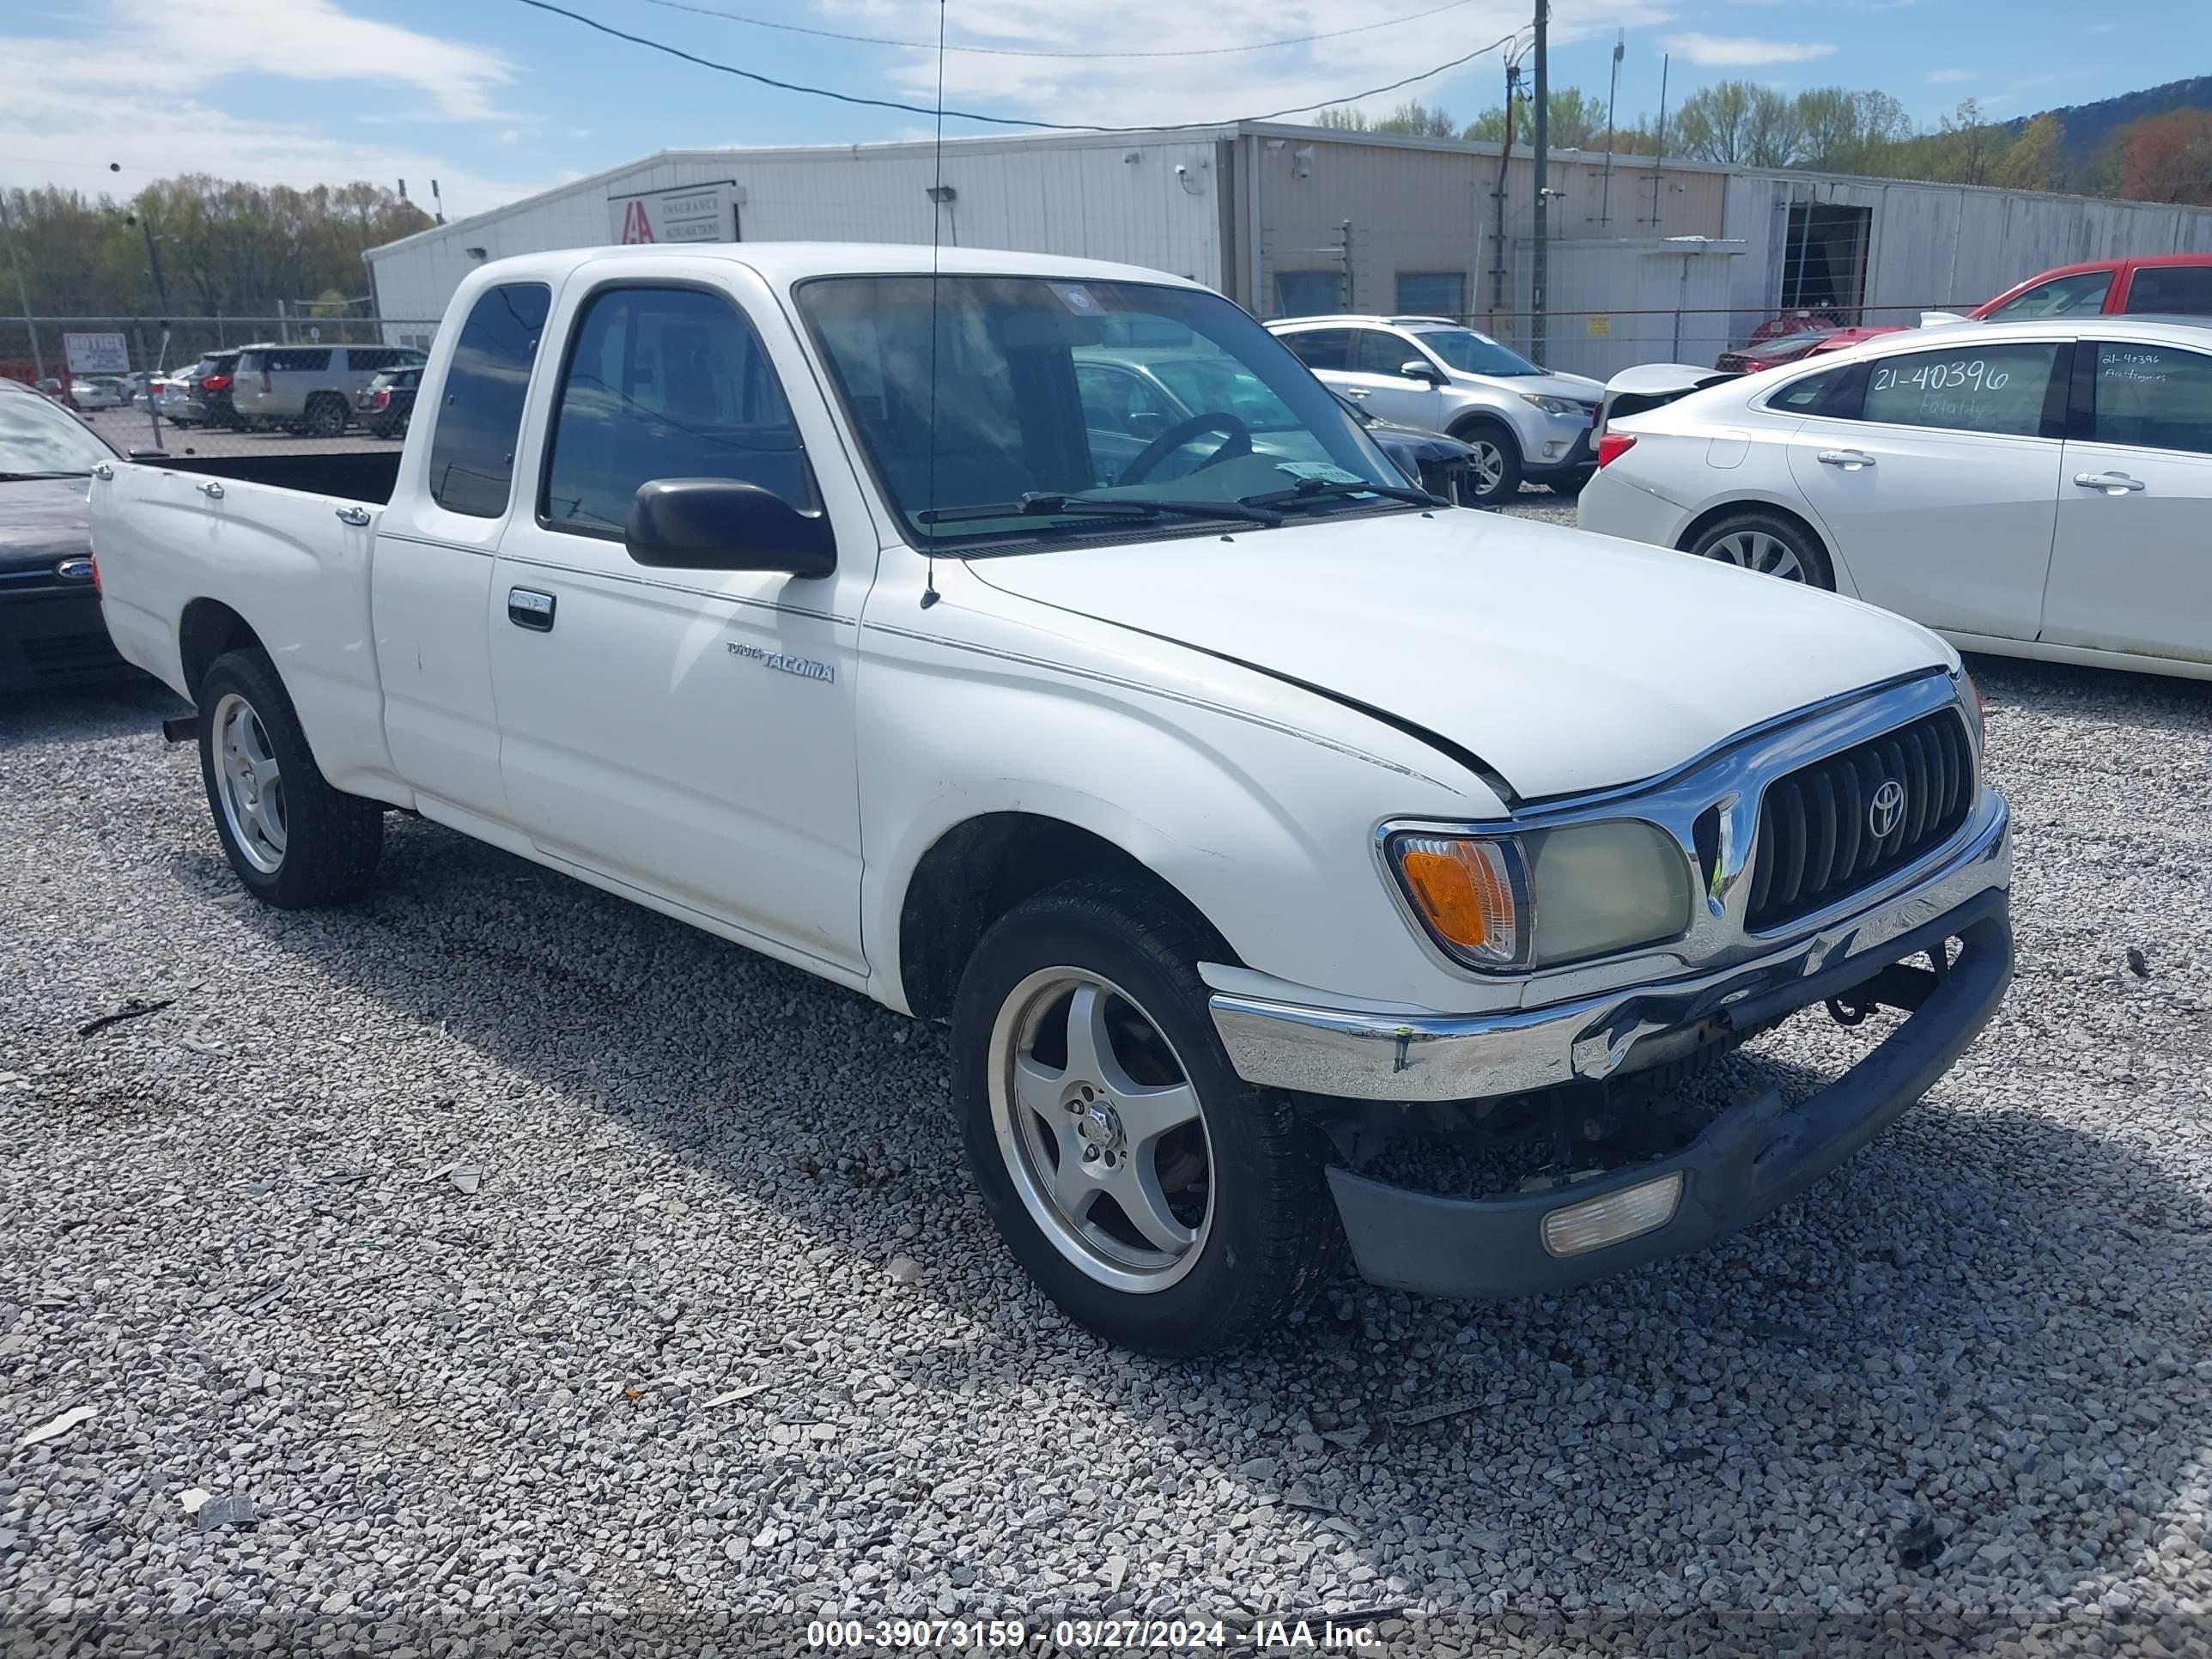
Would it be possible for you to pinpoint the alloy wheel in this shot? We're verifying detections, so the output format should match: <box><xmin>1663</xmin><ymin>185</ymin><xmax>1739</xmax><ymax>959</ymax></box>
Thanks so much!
<box><xmin>1706</xmin><ymin>529</ymin><xmax>1807</xmax><ymax>582</ymax></box>
<box><xmin>213</xmin><ymin>692</ymin><xmax>287</xmax><ymax>874</ymax></box>
<box><xmin>988</xmin><ymin>968</ymin><xmax>1215</xmax><ymax>1293</ymax></box>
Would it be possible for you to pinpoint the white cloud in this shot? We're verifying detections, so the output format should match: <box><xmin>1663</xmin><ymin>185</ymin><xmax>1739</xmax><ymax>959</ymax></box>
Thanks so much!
<box><xmin>1926</xmin><ymin>69</ymin><xmax>1972</xmax><ymax>83</ymax></box>
<box><xmin>1662</xmin><ymin>31</ymin><xmax>1836</xmax><ymax>65</ymax></box>
<box><xmin>106</xmin><ymin>0</ymin><xmax>514</xmax><ymax>120</ymax></box>
<box><xmin>830</xmin><ymin>0</ymin><xmax>1676</xmax><ymax>131</ymax></box>
<box><xmin>0</xmin><ymin>0</ymin><xmax>545</xmax><ymax>216</ymax></box>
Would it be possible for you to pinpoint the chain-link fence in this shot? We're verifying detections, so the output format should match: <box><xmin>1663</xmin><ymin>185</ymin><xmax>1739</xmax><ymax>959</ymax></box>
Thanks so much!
<box><xmin>1466</xmin><ymin>301</ymin><xmax>1977</xmax><ymax>384</ymax></box>
<box><xmin>0</xmin><ymin>314</ymin><xmax>440</xmax><ymax>459</ymax></box>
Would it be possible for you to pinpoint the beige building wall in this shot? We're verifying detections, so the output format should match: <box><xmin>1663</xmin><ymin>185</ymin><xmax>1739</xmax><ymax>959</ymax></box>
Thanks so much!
<box><xmin>1229</xmin><ymin>125</ymin><xmax>1729</xmax><ymax>326</ymax></box>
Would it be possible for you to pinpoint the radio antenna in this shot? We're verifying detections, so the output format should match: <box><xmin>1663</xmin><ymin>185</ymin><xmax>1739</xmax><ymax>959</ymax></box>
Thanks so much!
<box><xmin>920</xmin><ymin>0</ymin><xmax>946</xmax><ymax>609</ymax></box>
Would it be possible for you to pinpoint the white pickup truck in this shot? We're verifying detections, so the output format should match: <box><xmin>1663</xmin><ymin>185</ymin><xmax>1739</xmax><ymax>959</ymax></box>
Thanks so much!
<box><xmin>91</xmin><ymin>244</ymin><xmax>2013</xmax><ymax>1355</ymax></box>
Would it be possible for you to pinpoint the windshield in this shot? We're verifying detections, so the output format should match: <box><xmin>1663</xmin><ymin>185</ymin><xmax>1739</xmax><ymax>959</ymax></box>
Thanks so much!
<box><xmin>797</xmin><ymin>275</ymin><xmax>1406</xmax><ymax>545</ymax></box>
<box><xmin>1408</xmin><ymin>325</ymin><xmax>1543</xmax><ymax>378</ymax></box>
<box><xmin>0</xmin><ymin>389</ymin><xmax>113</xmax><ymax>476</ymax></box>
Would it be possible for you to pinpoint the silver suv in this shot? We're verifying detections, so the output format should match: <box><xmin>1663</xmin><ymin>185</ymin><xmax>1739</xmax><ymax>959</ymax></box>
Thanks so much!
<box><xmin>1267</xmin><ymin>314</ymin><xmax>1602</xmax><ymax>504</ymax></box>
<box><xmin>230</xmin><ymin>343</ymin><xmax>427</xmax><ymax>438</ymax></box>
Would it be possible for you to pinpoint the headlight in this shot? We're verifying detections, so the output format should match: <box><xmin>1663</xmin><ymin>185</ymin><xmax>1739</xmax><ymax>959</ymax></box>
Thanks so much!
<box><xmin>1953</xmin><ymin>665</ymin><xmax>1986</xmax><ymax>755</ymax></box>
<box><xmin>1389</xmin><ymin>821</ymin><xmax>1693</xmax><ymax>971</ymax></box>
<box><xmin>1520</xmin><ymin>393</ymin><xmax>1589</xmax><ymax>416</ymax></box>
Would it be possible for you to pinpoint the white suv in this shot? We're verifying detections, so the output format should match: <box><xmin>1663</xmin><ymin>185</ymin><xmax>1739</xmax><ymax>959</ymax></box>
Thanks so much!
<box><xmin>1269</xmin><ymin>314</ymin><xmax>1602</xmax><ymax>504</ymax></box>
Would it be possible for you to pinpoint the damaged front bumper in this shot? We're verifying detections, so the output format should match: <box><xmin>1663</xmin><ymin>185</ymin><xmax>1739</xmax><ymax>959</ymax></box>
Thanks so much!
<box><xmin>1208</xmin><ymin>789</ymin><xmax>2012</xmax><ymax>1297</ymax></box>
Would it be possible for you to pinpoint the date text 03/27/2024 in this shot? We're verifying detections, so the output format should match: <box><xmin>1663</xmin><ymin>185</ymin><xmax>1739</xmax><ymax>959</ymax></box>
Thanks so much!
<box><xmin>805</xmin><ymin>1617</ymin><xmax>1386</xmax><ymax>1650</ymax></box>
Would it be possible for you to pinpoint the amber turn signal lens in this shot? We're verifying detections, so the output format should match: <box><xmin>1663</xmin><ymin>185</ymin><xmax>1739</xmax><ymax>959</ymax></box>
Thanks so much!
<box><xmin>1395</xmin><ymin>836</ymin><xmax>1522</xmax><ymax>966</ymax></box>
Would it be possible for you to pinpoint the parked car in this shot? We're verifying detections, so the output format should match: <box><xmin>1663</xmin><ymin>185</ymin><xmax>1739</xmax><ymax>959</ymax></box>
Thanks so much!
<box><xmin>1069</xmin><ymin>345</ymin><xmax>1462</xmax><ymax>504</ymax></box>
<box><xmin>92</xmin><ymin>244</ymin><xmax>2013</xmax><ymax>1356</ymax></box>
<box><xmin>1268</xmin><ymin>314</ymin><xmax>1601</xmax><ymax>504</ymax></box>
<box><xmin>1332</xmin><ymin>391</ymin><xmax>1480</xmax><ymax>504</ymax></box>
<box><xmin>119</xmin><ymin>371</ymin><xmax>159</xmax><ymax>407</ymax></box>
<box><xmin>1579</xmin><ymin>316</ymin><xmax>2212</xmax><ymax>680</ymax></box>
<box><xmin>172</xmin><ymin>351</ymin><xmax>246</xmax><ymax>429</ymax></box>
<box><xmin>1960</xmin><ymin>252</ymin><xmax>2212</xmax><ymax>323</ymax></box>
<box><xmin>70</xmin><ymin>376</ymin><xmax>129</xmax><ymax>410</ymax></box>
<box><xmin>230</xmin><ymin>343</ymin><xmax>425</xmax><ymax>437</ymax></box>
<box><xmin>0</xmin><ymin>379</ymin><xmax>132</xmax><ymax>691</ymax></box>
<box><xmin>354</xmin><ymin>365</ymin><xmax>421</xmax><ymax>440</ymax></box>
<box><xmin>1717</xmin><ymin>325</ymin><xmax>1905</xmax><ymax>374</ymax></box>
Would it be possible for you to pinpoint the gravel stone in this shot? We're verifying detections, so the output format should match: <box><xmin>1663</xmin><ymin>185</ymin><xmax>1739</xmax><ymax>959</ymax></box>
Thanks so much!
<box><xmin>3</xmin><ymin>642</ymin><xmax>2209</xmax><ymax>1653</ymax></box>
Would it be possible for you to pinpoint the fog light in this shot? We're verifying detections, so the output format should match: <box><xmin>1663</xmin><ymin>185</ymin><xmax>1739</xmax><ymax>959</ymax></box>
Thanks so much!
<box><xmin>1544</xmin><ymin>440</ymin><xmax>1565</xmax><ymax>457</ymax></box>
<box><xmin>1540</xmin><ymin>1170</ymin><xmax>1684</xmax><ymax>1256</ymax></box>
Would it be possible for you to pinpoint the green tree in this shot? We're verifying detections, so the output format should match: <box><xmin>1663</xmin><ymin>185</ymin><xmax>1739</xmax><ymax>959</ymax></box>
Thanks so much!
<box><xmin>1674</xmin><ymin>81</ymin><xmax>1801</xmax><ymax>167</ymax></box>
<box><xmin>1990</xmin><ymin>112</ymin><xmax>2065</xmax><ymax>191</ymax></box>
<box><xmin>1375</xmin><ymin>100</ymin><xmax>1457</xmax><ymax>137</ymax></box>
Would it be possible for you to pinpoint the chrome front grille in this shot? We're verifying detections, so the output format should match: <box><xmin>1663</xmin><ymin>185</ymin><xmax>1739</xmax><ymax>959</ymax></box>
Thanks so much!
<box><xmin>1745</xmin><ymin>708</ymin><xmax>1975</xmax><ymax>932</ymax></box>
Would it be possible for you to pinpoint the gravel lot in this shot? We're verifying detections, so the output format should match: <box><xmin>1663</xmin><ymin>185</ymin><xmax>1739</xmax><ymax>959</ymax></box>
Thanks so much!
<box><xmin>4</xmin><ymin>524</ymin><xmax>2210</xmax><ymax>1652</ymax></box>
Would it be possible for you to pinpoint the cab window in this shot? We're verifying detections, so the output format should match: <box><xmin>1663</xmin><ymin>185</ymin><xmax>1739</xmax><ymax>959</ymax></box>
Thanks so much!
<box><xmin>2124</xmin><ymin>265</ymin><xmax>2212</xmax><ymax>316</ymax></box>
<box><xmin>1859</xmin><ymin>343</ymin><xmax>2059</xmax><ymax>436</ymax></box>
<box><xmin>541</xmin><ymin>285</ymin><xmax>808</xmax><ymax>537</ymax></box>
<box><xmin>1985</xmin><ymin>270</ymin><xmax>2112</xmax><ymax>321</ymax></box>
<box><xmin>425</xmin><ymin>281</ymin><xmax>551</xmax><ymax>518</ymax></box>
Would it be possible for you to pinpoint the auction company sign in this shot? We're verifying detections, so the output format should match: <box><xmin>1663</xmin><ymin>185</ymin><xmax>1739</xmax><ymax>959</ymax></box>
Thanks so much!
<box><xmin>609</xmin><ymin>182</ymin><xmax>743</xmax><ymax>246</ymax></box>
<box><xmin>63</xmin><ymin>331</ymin><xmax>131</xmax><ymax>374</ymax></box>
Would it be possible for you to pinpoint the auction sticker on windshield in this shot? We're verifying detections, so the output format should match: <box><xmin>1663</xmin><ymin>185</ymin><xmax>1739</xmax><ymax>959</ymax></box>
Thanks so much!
<box><xmin>1048</xmin><ymin>283</ymin><xmax>1102</xmax><ymax>314</ymax></box>
<box><xmin>1275</xmin><ymin>461</ymin><xmax>1368</xmax><ymax>485</ymax></box>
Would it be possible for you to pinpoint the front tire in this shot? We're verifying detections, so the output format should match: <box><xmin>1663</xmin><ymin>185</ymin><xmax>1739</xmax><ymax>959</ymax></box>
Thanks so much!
<box><xmin>197</xmin><ymin>649</ymin><xmax>384</xmax><ymax>908</ymax></box>
<box><xmin>1685</xmin><ymin>509</ymin><xmax>1835</xmax><ymax>588</ymax></box>
<box><xmin>1451</xmin><ymin>420</ymin><xmax>1523</xmax><ymax>506</ymax></box>
<box><xmin>951</xmin><ymin>880</ymin><xmax>1342</xmax><ymax>1357</ymax></box>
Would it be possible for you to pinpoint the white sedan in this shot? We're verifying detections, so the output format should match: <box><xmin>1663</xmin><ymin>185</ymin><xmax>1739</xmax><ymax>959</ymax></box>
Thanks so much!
<box><xmin>1577</xmin><ymin>316</ymin><xmax>2212</xmax><ymax>680</ymax></box>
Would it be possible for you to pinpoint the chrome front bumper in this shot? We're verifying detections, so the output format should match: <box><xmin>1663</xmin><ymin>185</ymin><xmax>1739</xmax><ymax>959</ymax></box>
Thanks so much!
<box><xmin>1210</xmin><ymin>787</ymin><xmax>2010</xmax><ymax>1103</ymax></box>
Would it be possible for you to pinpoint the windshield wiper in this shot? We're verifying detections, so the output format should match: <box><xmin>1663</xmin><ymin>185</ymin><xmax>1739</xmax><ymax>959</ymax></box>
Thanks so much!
<box><xmin>917</xmin><ymin>490</ymin><xmax>1282</xmax><ymax>528</ymax></box>
<box><xmin>1237</xmin><ymin>477</ymin><xmax>1443</xmax><ymax>512</ymax></box>
<box><xmin>0</xmin><ymin>470</ymin><xmax>94</xmax><ymax>483</ymax></box>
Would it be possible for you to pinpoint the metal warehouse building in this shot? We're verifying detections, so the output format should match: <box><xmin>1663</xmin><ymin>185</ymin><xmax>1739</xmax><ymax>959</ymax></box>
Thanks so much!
<box><xmin>365</xmin><ymin>122</ymin><xmax>2212</xmax><ymax>377</ymax></box>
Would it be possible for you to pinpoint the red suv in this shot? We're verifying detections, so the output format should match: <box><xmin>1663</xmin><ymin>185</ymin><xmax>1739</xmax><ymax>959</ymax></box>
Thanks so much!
<box><xmin>1968</xmin><ymin>253</ymin><xmax>2212</xmax><ymax>320</ymax></box>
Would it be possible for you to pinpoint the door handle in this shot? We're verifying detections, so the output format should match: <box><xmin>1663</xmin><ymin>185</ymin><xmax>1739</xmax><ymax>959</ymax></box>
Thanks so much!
<box><xmin>507</xmin><ymin>587</ymin><xmax>556</xmax><ymax>632</ymax></box>
<box><xmin>1815</xmin><ymin>449</ymin><xmax>1876</xmax><ymax>470</ymax></box>
<box><xmin>2073</xmin><ymin>471</ymin><xmax>2145</xmax><ymax>495</ymax></box>
<box><xmin>334</xmin><ymin>505</ymin><xmax>371</xmax><ymax>526</ymax></box>
<box><xmin>194</xmin><ymin>479</ymin><xmax>224</xmax><ymax>499</ymax></box>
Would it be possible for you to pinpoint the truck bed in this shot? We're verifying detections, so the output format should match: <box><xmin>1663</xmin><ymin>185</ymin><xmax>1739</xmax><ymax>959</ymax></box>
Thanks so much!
<box><xmin>150</xmin><ymin>449</ymin><xmax>401</xmax><ymax>506</ymax></box>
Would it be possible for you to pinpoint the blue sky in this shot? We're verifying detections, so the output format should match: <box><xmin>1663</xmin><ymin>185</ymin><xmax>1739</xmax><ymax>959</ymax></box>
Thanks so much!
<box><xmin>0</xmin><ymin>0</ymin><xmax>2182</xmax><ymax>221</ymax></box>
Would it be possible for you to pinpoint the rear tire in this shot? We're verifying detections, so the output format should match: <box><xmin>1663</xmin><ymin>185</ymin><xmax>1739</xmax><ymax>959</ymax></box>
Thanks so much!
<box><xmin>1451</xmin><ymin>419</ymin><xmax>1523</xmax><ymax>506</ymax></box>
<box><xmin>951</xmin><ymin>878</ymin><xmax>1343</xmax><ymax>1357</ymax></box>
<box><xmin>197</xmin><ymin>649</ymin><xmax>383</xmax><ymax>908</ymax></box>
<box><xmin>1684</xmin><ymin>509</ymin><xmax>1835</xmax><ymax>589</ymax></box>
<box><xmin>305</xmin><ymin>395</ymin><xmax>348</xmax><ymax>439</ymax></box>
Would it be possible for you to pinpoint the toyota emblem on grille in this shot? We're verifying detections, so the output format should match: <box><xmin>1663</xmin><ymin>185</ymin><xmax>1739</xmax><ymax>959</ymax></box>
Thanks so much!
<box><xmin>1869</xmin><ymin>779</ymin><xmax>1906</xmax><ymax>839</ymax></box>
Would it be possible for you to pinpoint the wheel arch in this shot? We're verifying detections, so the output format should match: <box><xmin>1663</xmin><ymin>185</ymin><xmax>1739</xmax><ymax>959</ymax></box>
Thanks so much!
<box><xmin>1674</xmin><ymin>497</ymin><xmax>1852</xmax><ymax>595</ymax></box>
<box><xmin>179</xmin><ymin>599</ymin><xmax>268</xmax><ymax>698</ymax></box>
<box><xmin>895</xmin><ymin>811</ymin><xmax>1232</xmax><ymax>1023</ymax></box>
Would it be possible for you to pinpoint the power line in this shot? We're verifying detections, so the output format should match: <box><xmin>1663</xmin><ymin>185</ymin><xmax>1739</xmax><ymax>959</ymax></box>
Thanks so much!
<box><xmin>619</xmin><ymin>0</ymin><xmax>1488</xmax><ymax>58</ymax></box>
<box><xmin>510</xmin><ymin>0</ymin><xmax>1517</xmax><ymax>134</ymax></box>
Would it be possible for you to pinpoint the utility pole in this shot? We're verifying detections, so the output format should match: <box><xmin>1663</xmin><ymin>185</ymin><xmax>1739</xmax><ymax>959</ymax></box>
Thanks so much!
<box><xmin>1600</xmin><ymin>29</ymin><xmax>1624</xmax><ymax>229</ymax></box>
<box><xmin>1650</xmin><ymin>53</ymin><xmax>1671</xmax><ymax>230</ymax></box>
<box><xmin>0</xmin><ymin>188</ymin><xmax>44</xmax><ymax>382</ymax></box>
<box><xmin>1491</xmin><ymin>52</ymin><xmax>1522</xmax><ymax>321</ymax></box>
<box><xmin>1530</xmin><ymin>0</ymin><xmax>1550</xmax><ymax>364</ymax></box>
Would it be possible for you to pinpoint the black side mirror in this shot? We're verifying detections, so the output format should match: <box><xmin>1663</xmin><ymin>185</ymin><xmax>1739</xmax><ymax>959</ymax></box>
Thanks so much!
<box><xmin>1400</xmin><ymin>359</ymin><xmax>1443</xmax><ymax>385</ymax></box>
<box><xmin>626</xmin><ymin>477</ymin><xmax>836</xmax><ymax>577</ymax></box>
